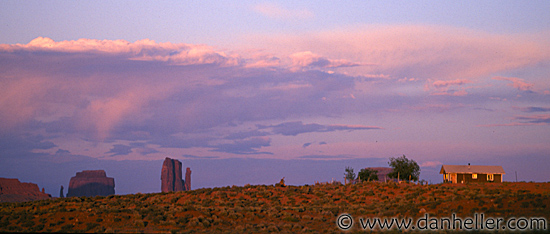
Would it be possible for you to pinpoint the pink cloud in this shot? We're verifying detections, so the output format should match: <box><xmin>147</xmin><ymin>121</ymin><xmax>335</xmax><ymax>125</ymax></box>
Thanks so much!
<box><xmin>242</xmin><ymin>52</ymin><xmax>281</xmax><ymax>68</ymax></box>
<box><xmin>78</xmin><ymin>84</ymin><xmax>178</xmax><ymax>141</ymax></box>
<box><xmin>432</xmin><ymin>79</ymin><xmax>472</xmax><ymax>88</ymax></box>
<box><xmin>244</xmin><ymin>58</ymin><xmax>281</xmax><ymax>68</ymax></box>
<box><xmin>289</xmin><ymin>51</ymin><xmax>361</xmax><ymax>70</ymax></box>
<box><xmin>1</xmin><ymin>37</ymin><xmax>240</xmax><ymax>66</ymax></box>
<box><xmin>492</xmin><ymin>76</ymin><xmax>534</xmax><ymax>91</ymax></box>
<box><xmin>244</xmin><ymin>25</ymin><xmax>550</xmax><ymax>81</ymax></box>
<box><xmin>0</xmin><ymin>38</ymin><xmax>374</xmax><ymax>144</ymax></box>
<box><xmin>2</xmin><ymin>35</ymin><xmax>547</xmax><ymax>162</ymax></box>
<box><xmin>424</xmin><ymin>79</ymin><xmax>472</xmax><ymax>96</ymax></box>
<box><xmin>3</xmin><ymin>37</ymin><xmax>158</xmax><ymax>53</ymax></box>
<box><xmin>2</xmin><ymin>38</ymin><xmax>228</xmax><ymax>138</ymax></box>
<box><xmin>0</xmin><ymin>77</ymin><xmax>52</xmax><ymax>129</ymax></box>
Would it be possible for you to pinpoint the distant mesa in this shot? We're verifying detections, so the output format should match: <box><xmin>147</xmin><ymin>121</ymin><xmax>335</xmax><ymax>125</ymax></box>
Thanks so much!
<box><xmin>161</xmin><ymin>157</ymin><xmax>191</xmax><ymax>192</ymax></box>
<box><xmin>0</xmin><ymin>178</ymin><xmax>51</xmax><ymax>202</ymax></box>
<box><xmin>66</xmin><ymin>170</ymin><xmax>115</xmax><ymax>197</ymax></box>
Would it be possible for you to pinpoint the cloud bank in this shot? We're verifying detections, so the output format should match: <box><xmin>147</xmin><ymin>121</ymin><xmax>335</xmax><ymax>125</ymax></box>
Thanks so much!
<box><xmin>260</xmin><ymin>121</ymin><xmax>381</xmax><ymax>136</ymax></box>
<box><xmin>1</xmin><ymin>26</ymin><xmax>549</xmax><ymax>162</ymax></box>
<box><xmin>246</xmin><ymin>25</ymin><xmax>550</xmax><ymax>82</ymax></box>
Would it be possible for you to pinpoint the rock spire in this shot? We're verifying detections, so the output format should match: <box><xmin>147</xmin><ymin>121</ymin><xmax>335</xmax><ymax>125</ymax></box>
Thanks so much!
<box><xmin>161</xmin><ymin>157</ymin><xmax>191</xmax><ymax>192</ymax></box>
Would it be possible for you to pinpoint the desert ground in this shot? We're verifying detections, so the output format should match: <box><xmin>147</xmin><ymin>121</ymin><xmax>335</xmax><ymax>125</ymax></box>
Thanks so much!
<box><xmin>1</xmin><ymin>182</ymin><xmax>549</xmax><ymax>233</ymax></box>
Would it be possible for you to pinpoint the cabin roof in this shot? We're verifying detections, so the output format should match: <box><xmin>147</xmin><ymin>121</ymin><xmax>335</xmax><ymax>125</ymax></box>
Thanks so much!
<box><xmin>366</xmin><ymin>167</ymin><xmax>393</xmax><ymax>175</ymax></box>
<box><xmin>439</xmin><ymin>165</ymin><xmax>505</xmax><ymax>175</ymax></box>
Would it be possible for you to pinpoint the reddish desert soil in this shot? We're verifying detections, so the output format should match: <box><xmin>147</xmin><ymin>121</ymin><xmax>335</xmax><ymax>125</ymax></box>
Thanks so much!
<box><xmin>1</xmin><ymin>182</ymin><xmax>549</xmax><ymax>233</ymax></box>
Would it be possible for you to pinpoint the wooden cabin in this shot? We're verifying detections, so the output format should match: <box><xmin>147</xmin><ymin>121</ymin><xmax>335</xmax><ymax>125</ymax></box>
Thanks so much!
<box><xmin>440</xmin><ymin>164</ymin><xmax>505</xmax><ymax>183</ymax></box>
<box><xmin>365</xmin><ymin>167</ymin><xmax>393</xmax><ymax>182</ymax></box>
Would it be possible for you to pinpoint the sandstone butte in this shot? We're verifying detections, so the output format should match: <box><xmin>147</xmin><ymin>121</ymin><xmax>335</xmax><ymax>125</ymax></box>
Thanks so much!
<box><xmin>184</xmin><ymin>167</ymin><xmax>192</xmax><ymax>191</ymax></box>
<box><xmin>161</xmin><ymin>157</ymin><xmax>191</xmax><ymax>192</ymax></box>
<box><xmin>66</xmin><ymin>170</ymin><xmax>115</xmax><ymax>197</ymax></box>
<box><xmin>0</xmin><ymin>178</ymin><xmax>51</xmax><ymax>202</ymax></box>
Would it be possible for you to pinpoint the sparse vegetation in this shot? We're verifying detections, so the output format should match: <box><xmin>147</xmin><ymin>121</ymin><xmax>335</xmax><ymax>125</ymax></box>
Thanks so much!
<box><xmin>358</xmin><ymin>168</ymin><xmax>379</xmax><ymax>182</ymax></box>
<box><xmin>344</xmin><ymin>166</ymin><xmax>356</xmax><ymax>183</ymax></box>
<box><xmin>388</xmin><ymin>154</ymin><xmax>421</xmax><ymax>182</ymax></box>
<box><xmin>0</xmin><ymin>182</ymin><xmax>549</xmax><ymax>232</ymax></box>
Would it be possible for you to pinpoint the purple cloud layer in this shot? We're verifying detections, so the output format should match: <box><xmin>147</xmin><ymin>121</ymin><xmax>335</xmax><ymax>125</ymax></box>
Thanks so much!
<box><xmin>259</xmin><ymin>121</ymin><xmax>381</xmax><ymax>136</ymax></box>
<box><xmin>0</xmin><ymin>31</ymin><xmax>549</xmax><ymax>164</ymax></box>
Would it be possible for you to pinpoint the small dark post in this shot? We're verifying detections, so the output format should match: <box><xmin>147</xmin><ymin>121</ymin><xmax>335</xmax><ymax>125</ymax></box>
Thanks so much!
<box><xmin>60</xmin><ymin>185</ymin><xmax>64</xmax><ymax>198</ymax></box>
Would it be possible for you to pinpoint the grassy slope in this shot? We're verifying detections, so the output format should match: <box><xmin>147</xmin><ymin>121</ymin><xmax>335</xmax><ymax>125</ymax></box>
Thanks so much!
<box><xmin>1</xmin><ymin>182</ymin><xmax>549</xmax><ymax>233</ymax></box>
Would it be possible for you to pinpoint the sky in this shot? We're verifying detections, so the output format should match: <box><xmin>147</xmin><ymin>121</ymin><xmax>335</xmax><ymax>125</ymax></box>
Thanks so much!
<box><xmin>1</xmin><ymin>1</ymin><xmax>549</xmax><ymax>195</ymax></box>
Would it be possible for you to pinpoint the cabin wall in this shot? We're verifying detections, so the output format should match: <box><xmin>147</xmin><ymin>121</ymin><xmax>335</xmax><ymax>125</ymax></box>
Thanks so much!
<box><xmin>441</xmin><ymin>167</ymin><xmax>504</xmax><ymax>183</ymax></box>
<box><xmin>494</xmin><ymin>174</ymin><xmax>502</xmax><ymax>183</ymax></box>
<box><xmin>455</xmin><ymin>173</ymin><xmax>502</xmax><ymax>183</ymax></box>
<box><xmin>463</xmin><ymin>173</ymin><xmax>487</xmax><ymax>183</ymax></box>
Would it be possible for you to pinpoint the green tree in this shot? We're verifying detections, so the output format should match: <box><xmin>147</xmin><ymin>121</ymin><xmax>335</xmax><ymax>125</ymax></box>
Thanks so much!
<box><xmin>388</xmin><ymin>155</ymin><xmax>420</xmax><ymax>182</ymax></box>
<box><xmin>358</xmin><ymin>168</ymin><xmax>379</xmax><ymax>182</ymax></box>
<box><xmin>344</xmin><ymin>166</ymin><xmax>356</xmax><ymax>183</ymax></box>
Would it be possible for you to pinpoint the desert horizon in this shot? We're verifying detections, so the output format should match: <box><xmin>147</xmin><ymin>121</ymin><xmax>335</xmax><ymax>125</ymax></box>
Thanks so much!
<box><xmin>1</xmin><ymin>1</ymin><xmax>549</xmax><ymax>232</ymax></box>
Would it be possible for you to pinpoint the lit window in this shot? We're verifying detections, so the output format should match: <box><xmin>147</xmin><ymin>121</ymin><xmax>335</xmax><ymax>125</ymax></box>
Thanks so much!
<box><xmin>472</xmin><ymin>174</ymin><xmax>477</xmax><ymax>179</ymax></box>
<box><xmin>487</xmin><ymin>174</ymin><xmax>494</xmax><ymax>181</ymax></box>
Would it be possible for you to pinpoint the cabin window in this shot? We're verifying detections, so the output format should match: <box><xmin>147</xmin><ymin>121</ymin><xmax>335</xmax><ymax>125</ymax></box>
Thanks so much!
<box><xmin>472</xmin><ymin>174</ymin><xmax>477</xmax><ymax>179</ymax></box>
<box><xmin>487</xmin><ymin>174</ymin><xmax>494</xmax><ymax>181</ymax></box>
